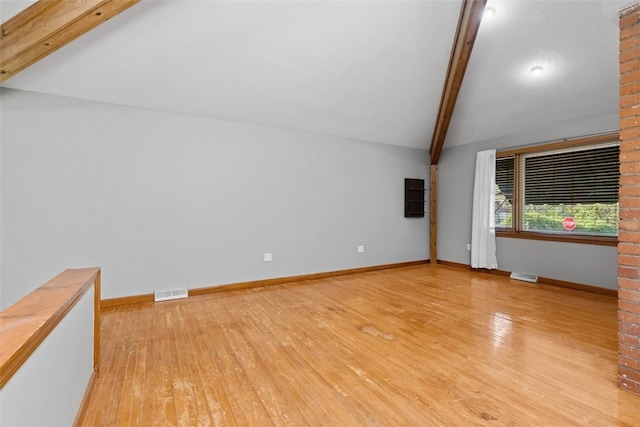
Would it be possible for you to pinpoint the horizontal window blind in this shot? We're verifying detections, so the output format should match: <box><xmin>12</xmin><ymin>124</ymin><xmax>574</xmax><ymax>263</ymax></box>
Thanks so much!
<box><xmin>495</xmin><ymin>156</ymin><xmax>514</xmax><ymax>229</ymax></box>
<box><xmin>495</xmin><ymin>156</ymin><xmax>514</xmax><ymax>203</ymax></box>
<box><xmin>522</xmin><ymin>144</ymin><xmax>619</xmax><ymax>205</ymax></box>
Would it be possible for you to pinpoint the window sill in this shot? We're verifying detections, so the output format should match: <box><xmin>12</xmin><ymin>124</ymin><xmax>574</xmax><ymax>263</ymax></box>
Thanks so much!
<box><xmin>496</xmin><ymin>230</ymin><xmax>618</xmax><ymax>246</ymax></box>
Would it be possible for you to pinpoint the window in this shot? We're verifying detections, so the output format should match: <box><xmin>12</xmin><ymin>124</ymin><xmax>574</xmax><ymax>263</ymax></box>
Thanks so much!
<box><xmin>495</xmin><ymin>156</ymin><xmax>514</xmax><ymax>229</ymax></box>
<box><xmin>495</xmin><ymin>133</ymin><xmax>619</xmax><ymax>245</ymax></box>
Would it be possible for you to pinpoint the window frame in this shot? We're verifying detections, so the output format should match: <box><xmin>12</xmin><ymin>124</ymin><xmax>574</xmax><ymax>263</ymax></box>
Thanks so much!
<box><xmin>495</xmin><ymin>132</ymin><xmax>620</xmax><ymax>247</ymax></box>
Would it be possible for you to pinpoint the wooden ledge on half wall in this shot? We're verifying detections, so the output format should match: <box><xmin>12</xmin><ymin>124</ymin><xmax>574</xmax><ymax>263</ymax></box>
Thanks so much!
<box><xmin>0</xmin><ymin>267</ymin><xmax>101</xmax><ymax>388</ymax></box>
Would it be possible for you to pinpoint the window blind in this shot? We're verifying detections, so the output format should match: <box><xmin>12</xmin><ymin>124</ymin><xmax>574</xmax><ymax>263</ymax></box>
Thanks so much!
<box><xmin>495</xmin><ymin>156</ymin><xmax>514</xmax><ymax>204</ymax></box>
<box><xmin>522</xmin><ymin>144</ymin><xmax>619</xmax><ymax>205</ymax></box>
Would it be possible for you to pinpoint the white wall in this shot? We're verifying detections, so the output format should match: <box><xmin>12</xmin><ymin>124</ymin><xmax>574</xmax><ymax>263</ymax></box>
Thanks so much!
<box><xmin>0</xmin><ymin>88</ymin><xmax>429</xmax><ymax>307</ymax></box>
<box><xmin>438</xmin><ymin>113</ymin><xmax>619</xmax><ymax>289</ymax></box>
<box><xmin>0</xmin><ymin>288</ymin><xmax>94</xmax><ymax>426</ymax></box>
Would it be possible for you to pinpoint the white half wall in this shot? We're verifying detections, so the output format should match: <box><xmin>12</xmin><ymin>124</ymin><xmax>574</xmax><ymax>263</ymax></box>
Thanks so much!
<box><xmin>0</xmin><ymin>89</ymin><xmax>429</xmax><ymax>307</ymax></box>
<box><xmin>0</xmin><ymin>288</ymin><xmax>94</xmax><ymax>426</ymax></box>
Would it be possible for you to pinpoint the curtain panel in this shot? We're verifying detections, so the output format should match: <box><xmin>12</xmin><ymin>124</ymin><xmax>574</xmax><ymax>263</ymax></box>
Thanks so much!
<box><xmin>471</xmin><ymin>149</ymin><xmax>498</xmax><ymax>269</ymax></box>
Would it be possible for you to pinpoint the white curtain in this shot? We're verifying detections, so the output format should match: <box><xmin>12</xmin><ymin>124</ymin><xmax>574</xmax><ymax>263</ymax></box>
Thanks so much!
<box><xmin>471</xmin><ymin>149</ymin><xmax>498</xmax><ymax>269</ymax></box>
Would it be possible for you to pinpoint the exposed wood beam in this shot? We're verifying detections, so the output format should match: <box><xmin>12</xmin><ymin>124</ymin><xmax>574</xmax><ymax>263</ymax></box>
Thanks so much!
<box><xmin>429</xmin><ymin>0</ymin><xmax>487</xmax><ymax>165</ymax></box>
<box><xmin>0</xmin><ymin>0</ymin><xmax>139</xmax><ymax>83</ymax></box>
<box><xmin>430</xmin><ymin>165</ymin><xmax>438</xmax><ymax>262</ymax></box>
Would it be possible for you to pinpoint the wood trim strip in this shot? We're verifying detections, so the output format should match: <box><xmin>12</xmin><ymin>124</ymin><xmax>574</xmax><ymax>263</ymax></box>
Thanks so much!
<box><xmin>429</xmin><ymin>0</ymin><xmax>487</xmax><ymax>165</ymax></box>
<box><xmin>497</xmin><ymin>132</ymin><xmax>620</xmax><ymax>158</ymax></box>
<box><xmin>0</xmin><ymin>0</ymin><xmax>140</xmax><ymax>82</ymax></box>
<box><xmin>513</xmin><ymin>153</ymin><xmax>521</xmax><ymax>232</ymax></box>
<box><xmin>0</xmin><ymin>267</ymin><xmax>101</xmax><ymax>388</ymax></box>
<box><xmin>540</xmin><ymin>276</ymin><xmax>618</xmax><ymax>298</ymax></box>
<box><xmin>436</xmin><ymin>260</ymin><xmax>618</xmax><ymax>298</ymax></box>
<box><xmin>93</xmin><ymin>270</ymin><xmax>101</xmax><ymax>372</ymax></box>
<box><xmin>430</xmin><ymin>165</ymin><xmax>438</xmax><ymax>261</ymax></box>
<box><xmin>72</xmin><ymin>370</ymin><xmax>97</xmax><ymax>427</ymax></box>
<box><xmin>101</xmin><ymin>261</ymin><xmax>430</xmax><ymax>308</ymax></box>
<box><xmin>189</xmin><ymin>261</ymin><xmax>430</xmax><ymax>296</ymax></box>
<box><xmin>496</xmin><ymin>230</ymin><xmax>618</xmax><ymax>246</ymax></box>
<box><xmin>101</xmin><ymin>293</ymin><xmax>154</xmax><ymax>308</ymax></box>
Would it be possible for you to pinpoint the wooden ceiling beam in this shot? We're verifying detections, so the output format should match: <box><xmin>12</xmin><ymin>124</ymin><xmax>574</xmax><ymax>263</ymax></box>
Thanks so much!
<box><xmin>429</xmin><ymin>0</ymin><xmax>487</xmax><ymax>165</ymax></box>
<box><xmin>0</xmin><ymin>0</ymin><xmax>139</xmax><ymax>83</ymax></box>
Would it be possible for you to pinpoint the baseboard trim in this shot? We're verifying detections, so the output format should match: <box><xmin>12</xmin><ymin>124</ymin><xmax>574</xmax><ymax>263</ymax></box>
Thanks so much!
<box><xmin>101</xmin><ymin>293</ymin><xmax>154</xmax><ymax>308</ymax></box>
<box><xmin>73</xmin><ymin>369</ymin><xmax>97</xmax><ymax>427</ymax></box>
<box><xmin>102</xmin><ymin>260</ymin><xmax>430</xmax><ymax>308</ymax></box>
<box><xmin>436</xmin><ymin>260</ymin><xmax>618</xmax><ymax>298</ymax></box>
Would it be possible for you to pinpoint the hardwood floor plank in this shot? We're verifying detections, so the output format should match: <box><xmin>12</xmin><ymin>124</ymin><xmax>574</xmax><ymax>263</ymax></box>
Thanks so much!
<box><xmin>150</xmin><ymin>312</ymin><xmax>167</xmax><ymax>427</ymax></box>
<box><xmin>207</xmin><ymin>299</ymin><xmax>275</xmax><ymax>424</ymax></box>
<box><xmin>246</xmin><ymin>294</ymin><xmax>367</xmax><ymax>424</ymax></box>
<box><xmin>272</xmin><ymin>280</ymin><xmax>438</xmax><ymax>424</ymax></box>
<box><xmin>157</xmin><ymin>306</ymin><xmax>178</xmax><ymax>426</ymax></box>
<box><xmin>80</xmin><ymin>265</ymin><xmax>640</xmax><ymax>426</ymax></box>
<box><xmin>248</xmin><ymin>289</ymin><xmax>379</xmax><ymax>425</ymax></box>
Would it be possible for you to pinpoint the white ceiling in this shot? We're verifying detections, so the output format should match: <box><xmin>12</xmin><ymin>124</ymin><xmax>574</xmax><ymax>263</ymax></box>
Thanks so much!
<box><xmin>0</xmin><ymin>0</ymin><xmax>37</xmax><ymax>22</ymax></box>
<box><xmin>448</xmin><ymin>0</ymin><xmax>620</xmax><ymax>147</ymax></box>
<box><xmin>0</xmin><ymin>0</ymin><xmax>624</xmax><ymax>151</ymax></box>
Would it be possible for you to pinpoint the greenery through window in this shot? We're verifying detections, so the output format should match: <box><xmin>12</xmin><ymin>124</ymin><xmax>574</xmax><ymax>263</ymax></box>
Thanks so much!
<box><xmin>495</xmin><ymin>134</ymin><xmax>619</xmax><ymax>244</ymax></box>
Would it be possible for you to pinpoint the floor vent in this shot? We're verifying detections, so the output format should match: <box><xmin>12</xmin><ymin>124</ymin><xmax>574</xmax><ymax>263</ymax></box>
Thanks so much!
<box><xmin>510</xmin><ymin>271</ymin><xmax>539</xmax><ymax>283</ymax></box>
<box><xmin>154</xmin><ymin>288</ymin><xmax>188</xmax><ymax>302</ymax></box>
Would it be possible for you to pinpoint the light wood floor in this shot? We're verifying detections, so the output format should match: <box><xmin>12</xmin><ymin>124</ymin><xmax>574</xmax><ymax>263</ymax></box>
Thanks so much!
<box><xmin>80</xmin><ymin>264</ymin><xmax>640</xmax><ymax>426</ymax></box>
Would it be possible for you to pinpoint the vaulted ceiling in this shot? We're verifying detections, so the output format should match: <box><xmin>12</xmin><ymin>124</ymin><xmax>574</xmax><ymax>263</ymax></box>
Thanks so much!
<box><xmin>0</xmin><ymin>0</ymin><xmax>626</xmax><ymax>151</ymax></box>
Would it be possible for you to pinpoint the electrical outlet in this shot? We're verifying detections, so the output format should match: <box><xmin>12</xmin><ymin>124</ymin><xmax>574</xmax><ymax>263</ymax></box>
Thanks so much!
<box><xmin>264</xmin><ymin>253</ymin><xmax>272</xmax><ymax>262</ymax></box>
<box><xmin>357</xmin><ymin>245</ymin><xmax>364</xmax><ymax>253</ymax></box>
<box><xmin>466</xmin><ymin>244</ymin><xmax>471</xmax><ymax>251</ymax></box>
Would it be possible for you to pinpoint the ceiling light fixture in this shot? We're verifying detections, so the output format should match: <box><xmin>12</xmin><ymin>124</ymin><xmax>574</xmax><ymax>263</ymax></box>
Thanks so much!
<box><xmin>530</xmin><ymin>65</ymin><xmax>544</xmax><ymax>75</ymax></box>
<box><xmin>484</xmin><ymin>6</ymin><xmax>496</xmax><ymax>18</ymax></box>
